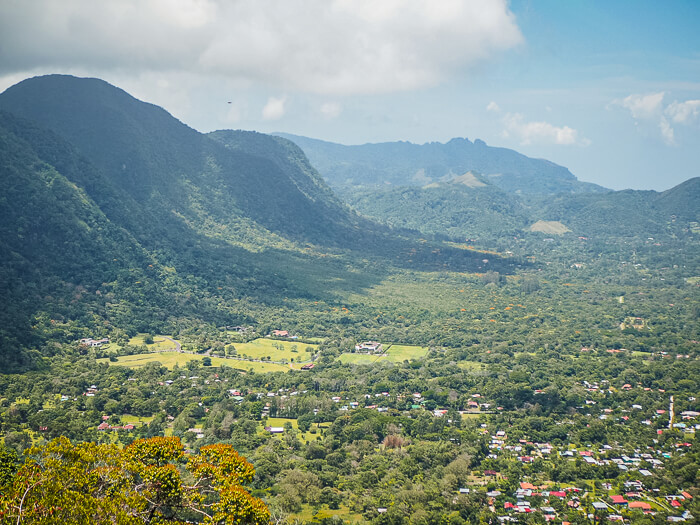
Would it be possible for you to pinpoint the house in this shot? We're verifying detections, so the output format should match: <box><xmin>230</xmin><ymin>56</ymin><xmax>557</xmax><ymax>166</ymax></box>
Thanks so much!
<box><xmin>300</xmin><ymin>363</ymin><xmax>315</xmax><ymax>370</ymax></box>
<box><xmin>265</xmin><ymin>426</ymin><xmax>284</xmax><ymax>433</ymax></box>
<box><xmin>80</xmin><ymin>337</ymin><xmax>110</xmax><ymax>347</ymax></box>
<box><xmin>355</xmin><ymin>341</ymin><xmax>383</xmax><ymax>353</ymax></box>
<box><xmin>610</xmin><ymin>495</ymin><xmax>627</xmax><ymax>505</ymax></box>
<box><xmin>272</xmin><ymin>330</ymin><xmax>289</xmax><ymax>337</ymax></box>
<box><xmin>628</xmin><ymin>502</ymin><xmax>651</xmax><ymax>510</ymax></box>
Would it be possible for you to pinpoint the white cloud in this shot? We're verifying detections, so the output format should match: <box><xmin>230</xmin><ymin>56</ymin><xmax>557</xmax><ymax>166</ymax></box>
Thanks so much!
<box><xmin>659</xmin><ymin>117</ymin><xmax>675</xmax><ymax>145</ymax></box>
<box><xmin>320</xmin><ymin>102</ymin><xmax>342</xmax><ymax>119</ymax></box>
<box><xmin>611</xmin><ymin>92</ymin><xmax>700</xmax><ymax>145</ymax></box>
<box><xmin>0</xmin><ymin>0</ymin><xmax>522</xmax><ymax>96</ymax></box>
<box><xmin>665</xmin><ymin>99</ymin><xmax>700</xmax><ymax>124</ymax></box>
<box><xmin>262</xmin><ymin>96</ymin><xmax>286</xmax><ymax>120</ymax></box>
<box><xmin>501</xmin><ymin>112</ymin><xmax>588</xmax><ymax>146</ymax></box>
<box><xmin>614</xmin><ymin>92</ymin><xmax>665</xmax><ymax>120</ymax></box>
<box><xmin>486</xmin><ymin>101</ymin><xmax>500</xmax><ymax>112</ymax></box>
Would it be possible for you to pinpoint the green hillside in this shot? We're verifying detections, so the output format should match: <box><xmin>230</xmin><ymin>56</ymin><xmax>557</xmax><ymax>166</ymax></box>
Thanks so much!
<box><xmin>342</xmin><ymin>173</ymin><xmax>697</xmax><ymax>245</ymax></box>
<box><xmin>344</xmin><ymin>179</ymin><xmax>530</xmax><ymax>241</ymax></box>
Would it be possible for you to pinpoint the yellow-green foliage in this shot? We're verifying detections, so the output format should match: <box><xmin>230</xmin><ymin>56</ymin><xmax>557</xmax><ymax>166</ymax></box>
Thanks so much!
<box><xmin>0</xmin><ymin>436</ymin><xmax>269</xmax><ymax>524</ymax></box>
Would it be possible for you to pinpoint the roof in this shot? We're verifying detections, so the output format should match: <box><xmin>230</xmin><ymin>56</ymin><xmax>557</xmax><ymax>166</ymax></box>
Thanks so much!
<box><xmin>628</xmin><ymin>502</ymin><xmax>651</xmax><ymax>510</ymax></box>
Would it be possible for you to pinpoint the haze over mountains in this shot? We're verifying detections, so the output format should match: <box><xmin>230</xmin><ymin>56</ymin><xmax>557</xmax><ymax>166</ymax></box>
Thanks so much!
<box><xmin>275</xmin><ymin>133</ymin><xmax>608</xmax><ymax>195</ymax></box>
<box><xmin>277</xmin><ymin>133</ymin><xmax>697</xmax><ymax>242</ymax></box>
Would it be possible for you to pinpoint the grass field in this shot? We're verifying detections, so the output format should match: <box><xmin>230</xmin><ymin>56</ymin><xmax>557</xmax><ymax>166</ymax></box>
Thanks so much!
<box><xmin>98</xmin><ymin>352</ymin><xmax>291</xmax><ymax>373</ymax></box>
<box><xmin>120</xmin><ymin>415</ymin><xmax>154</xmax><ymax>426</ymax></box>
<box><xmin>458</xmin><ymin>360</ymin><xmax>487</xmax><ymax>373</ymax></box>
<box><xmin>337</xmin><ymin>343</ymin><xmax>428</xmax><ymax>365</ymax></box>
<box><xmin>128</xmin><ymin>334</ymin><xmax>181</xmax><ymax>351</ymax></box>
<box><xmin>232</xmin><ymin>338</ymin><xmax>317</xmax><ymax>363</ymax></box>
<box><xmin>261</xmin><ymin>417</ymin><xmax>328</xmax><ymax>442</ymax></box>
<box><xmin>291</xmin><ymin>504</ymin><xmax>364</xmax><ymax>524</ymax></box>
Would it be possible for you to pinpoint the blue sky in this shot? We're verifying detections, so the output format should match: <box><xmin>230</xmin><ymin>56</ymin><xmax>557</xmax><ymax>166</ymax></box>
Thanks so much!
<box><xmin>1</xmin><ymin>0</ymin><xmax>698</xmax><ymax>190</ymax></box>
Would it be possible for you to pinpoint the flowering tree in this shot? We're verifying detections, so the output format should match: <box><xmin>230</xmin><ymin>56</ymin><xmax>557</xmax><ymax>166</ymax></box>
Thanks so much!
<box><xmin>0</xmin><ymin>436</ymin><xmax>269</xmax><ymax>524</ymax></box>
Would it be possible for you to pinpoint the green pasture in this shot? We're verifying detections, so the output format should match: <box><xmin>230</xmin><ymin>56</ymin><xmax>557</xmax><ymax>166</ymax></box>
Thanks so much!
<box><xmin>120</xmin><ymin>415</ymin><xmax>154</xmax><ymax>426</ymax></box>
<box><xmin>388</xmin><ymin>344</ymin><xmax>429</xmax><ymax>360</ymax></box>
<box><xmin>458</xmin><ymin>360</ymin><xmax>487</xmax><ymax>372</ymax></box>
<box><xmin>98</xmin><ymin>352</ymin><xmax>291</xmax><ymax>373</ymax></box>
<box><xmin>261</xmin><ymin>417</ymin><xmax>328</xmax><ymax>442</ymax></box>
<box><xmin>338</xmin><ymin>343</ymin><xmax>428</xmax><ymax>364</ymax></box>
<box><xmin>291</xmin><ymin>504</ymin><xmax>364</xmax><ymax>524</ymax></box>
<box><xmin>231</xmin><ymin>338</ymin><xmax>316</xmax><ymax>363</ymax></box>
<box><xmin>128</xmin><ymin>334</ymin><xmax>180</xmax><ymax>351</ymax></box>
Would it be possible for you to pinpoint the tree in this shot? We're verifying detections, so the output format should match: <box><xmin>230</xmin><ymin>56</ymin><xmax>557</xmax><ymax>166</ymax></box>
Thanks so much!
<box><xmin>0</xmin><ymin>436</ymin><xmax>269</xmax><ymax>524</ymax></box>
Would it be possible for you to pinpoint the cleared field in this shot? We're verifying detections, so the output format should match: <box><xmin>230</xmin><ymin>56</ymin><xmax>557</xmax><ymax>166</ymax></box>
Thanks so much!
<box><xmin>337</xmin><ymin>344</ymin><xmax>428</xmax><ymax>365</ymax></box>
<box><xmin>291</xmin><ymin>505</ymin><xmax>364</xmax><ymax>524</ymax></box>
<box><xmin>261</xmin><ymin>418</ymin><xmax>328</xmax><ymax>442</ymax></box>
<box><xmin>120</xmin><ymin>415</ymin><xmax>154</xmax><ymax>426</ymax></box>
<box><xmin>98</xmin><ymin>352</ymin><xmax>291</xmax><ymax>373</ymax></box>
<box><xmin>128</xmin><ymin>334</ymin><xmax>181</xmax><ymax>351</ymax></box>
<box><xmin>232</xmin><ymin>338</ymin><xmax>316</xmax><ymax>363</ymax></box>
<box><xmin>386</xmin><ymin>344</ymin><xmax>429</xmax><ymax>361</ymax></box>
<box><xmin>458</xmin><ymin>360</ymin><xmax>487</xmax><ymax>372</ymax></box>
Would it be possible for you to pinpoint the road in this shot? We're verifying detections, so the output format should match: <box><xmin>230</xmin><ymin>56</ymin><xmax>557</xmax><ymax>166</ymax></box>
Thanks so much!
<box><xmin>159</xmin><ymin>335</ymin><xmax>182</xmax><ymax>352</ymax></box>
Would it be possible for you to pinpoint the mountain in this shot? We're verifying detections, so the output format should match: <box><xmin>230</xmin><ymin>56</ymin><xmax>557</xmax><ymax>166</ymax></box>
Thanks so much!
<box><xmin>344</xmin><ymin>175</ymin><xmax>530</xmax><ymax>241</ymax></box>
<box><xmin>0</xmin><ymin>75</ymin><xmax>514</xmax><ymax>370</ymax></box>
<box><xmin>656</xmin><ymin>176</ymin><xmax>700</xmax><ymax>222</ymax></box>
<box><xmin>529</xmin><ymin>179</ymin><xmax>699</xmax><ymax>239</ymax></box>
<box><xmin>275</xmin><ymin>133</ymin><xmax>608</xmax><ymax>195</ymax></box>
<box><xmin>342</xmin><ymin>169</ymin><xmax>698</xmax><ymax>243</ymax></box>
<box><xmin>0</xmin><ymin>76</ymin><xmax>369</xmax><ymax>250</ymax></box>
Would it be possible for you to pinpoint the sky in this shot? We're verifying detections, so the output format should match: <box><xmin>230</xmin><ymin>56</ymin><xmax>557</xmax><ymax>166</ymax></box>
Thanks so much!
<box><xmin>0</xmin><ymin>0</ymin><xmax>699</xmax><ymax>191</ymax></box>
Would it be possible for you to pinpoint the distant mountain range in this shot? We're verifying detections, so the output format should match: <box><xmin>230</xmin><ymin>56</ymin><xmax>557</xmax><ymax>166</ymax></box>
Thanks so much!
<box><xmin>341</xmin><ymin>173</ymin><xmax>700</xmax><ymax>242</ymax></box>
<box><xmin>276</xmin><ymin>133</ymin><xmax>608</xmax><ymax>195</ymax></box>
<box><xmin>276</xmin><ymin>133</ymin><xmax>697</xmax><ymax>242</ymax></box>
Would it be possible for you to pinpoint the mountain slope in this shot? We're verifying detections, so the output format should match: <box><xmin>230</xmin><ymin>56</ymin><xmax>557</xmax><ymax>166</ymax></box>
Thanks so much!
<box><xmin>0</xmin><ymin>111</ymin><xmax>153</xmax><ymax>369</ymax></box>
<box><xmin>0</xmin><ymin>75</ymin><xmax>520</xmax><ymax>369</ymax></box>
<box><xmin>342</xmin><ymin>170</ymin><xmax>698</xmax><ymax>244</ymax></box>
<box><xmin>276</xmin><ymin>133</ymin><xmax>608</xmax><ymax>195</ymax></box>
<box><xmin>345</xmin><ymin>176</ymin><xmax>530</xmax><ymax>241</ymax></box>
<box><xmin>0</xmin><ymin>75</ymin><xmax>365</xmax><ymax>250</ymax></box>
<box><xmin>656</xmin><ymin>176</ymin><xmax>700</xmax><ymax>222</ymax></box>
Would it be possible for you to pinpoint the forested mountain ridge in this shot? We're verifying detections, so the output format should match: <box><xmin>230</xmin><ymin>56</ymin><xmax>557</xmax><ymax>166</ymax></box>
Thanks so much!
<box><xmin>0</xmin><ymin>75</ymin><xmax>513</xmax><ymax>370</ymax></box>
<box><xmin>276</xmin><ymin>132</ymin><xmax>608</xmax><ymax>195</ymax></box>
<box><xmin>0</xmin><ymin>75</ymin><xmax>365</xmax><ymax>249</ymax></box>
<box><xmin>343</xmin><ymin>174</ymin><xmax>699</xmax><ymax>244</ymax></box>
